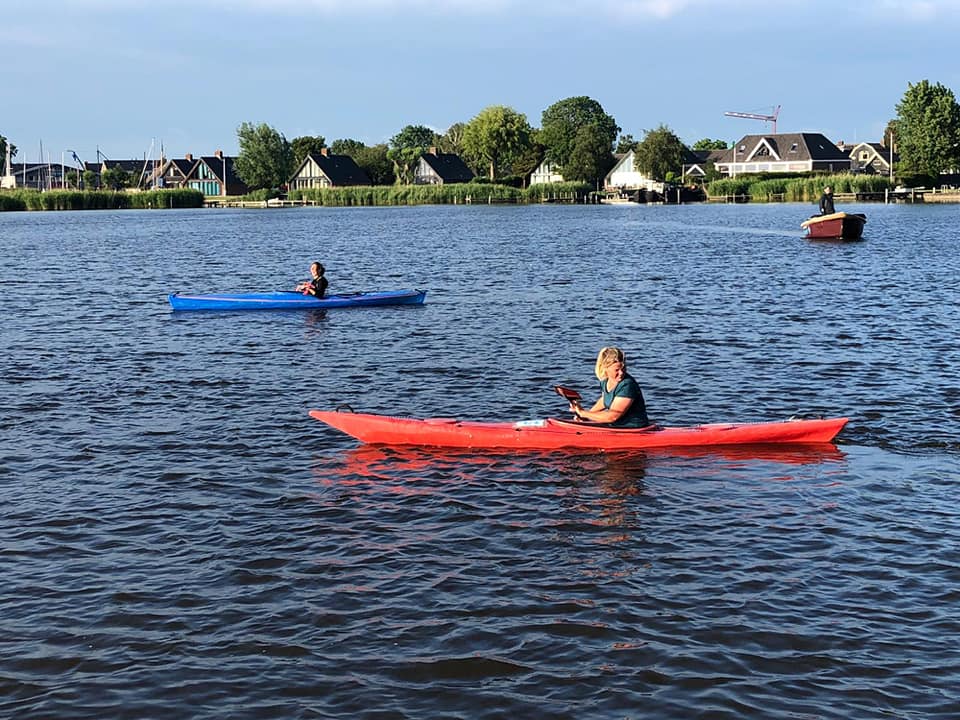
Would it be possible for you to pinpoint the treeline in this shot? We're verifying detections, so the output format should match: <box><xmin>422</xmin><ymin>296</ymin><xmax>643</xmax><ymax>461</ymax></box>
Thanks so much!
<box><xmin>286</xmin><ymin>181</ymin><xmax>592</xmax><ymax>206</ymax></box>
<box><xmin>706</xmin><ymin>174</ymin><xmax>895</xmax><ymax>201</ymax></box>
<box><xmin>0</xmin><ymin>188</ymin><xmax>204</xmax><ymax>211</ymax></box>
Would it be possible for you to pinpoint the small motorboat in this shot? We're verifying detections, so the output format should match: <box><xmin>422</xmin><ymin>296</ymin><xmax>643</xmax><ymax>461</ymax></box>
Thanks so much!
<box><xmin>801</xmin><ymin>212</ymin><xmax>867</xmax><ymax>240</ymax></box>
<box><xmin>168</xmin><ymin>288</ymin><xmax>426</xmax><ymax>311</ymax></box>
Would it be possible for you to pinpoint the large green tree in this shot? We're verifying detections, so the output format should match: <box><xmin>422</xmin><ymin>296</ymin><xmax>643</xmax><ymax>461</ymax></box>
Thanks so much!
<box><xmin>895</xmin><ymin>80</ymin><xmax>960</xmax><ymax>179</ymax></box>
<box><xmin>634</xmin><ymin>125</ymin><xmax>688</xmax><ymax>182</ymax></box>
<box><xmin>291</xmin><ymin>135</ymin><xmax>326</xmax><ymax>167</ymax></box>
<box><xmin>388</xmin><ymin>125</ymin><xmax>438</xmax><ymax>184</ymax></box>
<box><xmin>565</xmin><ymin>124</ymin><xmax>616</xmax><ymax>185</ymax></box>
<box><xmin>354</xmin><ymin>143</ymin><xmax>395</xmax><ymax>185</ymax></box>
<box><xmin>461</xmin><ymin>105</ymin><xmax>533</xmax><ymax>181</ymax></box>
<box><xmin>234</xmin><ymin>122</ymin><xmax>294</xmax><ymax>190</ymax></box>
<box><xmin>539</xmin><ymin>96</ymin><xmax>619</xmax><ymax>178</ymax></box>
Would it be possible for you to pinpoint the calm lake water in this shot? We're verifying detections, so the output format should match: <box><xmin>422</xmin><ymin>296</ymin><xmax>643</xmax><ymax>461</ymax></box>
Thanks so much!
<box><xmin>2</xmin><ymin>201</ymin><xmax>958</xmax><ymax>718</ymax></box>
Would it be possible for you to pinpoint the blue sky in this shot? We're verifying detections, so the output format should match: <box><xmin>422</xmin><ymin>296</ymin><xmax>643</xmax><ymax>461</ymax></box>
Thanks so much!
<box><xmin>4</xmin><ymin>0</ymin><xmax>960</xmax><ymax>163</ymax></box>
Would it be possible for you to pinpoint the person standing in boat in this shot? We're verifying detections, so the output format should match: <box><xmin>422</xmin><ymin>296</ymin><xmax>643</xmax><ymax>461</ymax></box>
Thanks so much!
<box><xmin>569</xmin><ymin>346</ymin><xmax>651</xmax><ymax>427</ymax></box>
<box><xmin>296</xmin><ymin>261</ymin><xmax>328</xmax><ymax>298</ymax></box>
<box><xmin>819</xmin><ymin>186</ymin><xmax>835</xmax><ymax>215</ymax></box>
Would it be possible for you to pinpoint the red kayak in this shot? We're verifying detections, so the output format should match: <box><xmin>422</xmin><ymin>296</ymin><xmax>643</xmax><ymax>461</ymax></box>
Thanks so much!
<box><xmin>308</xmin><ymin>410</ymin><xmax>848</xmax><ymax>451</ymax></box>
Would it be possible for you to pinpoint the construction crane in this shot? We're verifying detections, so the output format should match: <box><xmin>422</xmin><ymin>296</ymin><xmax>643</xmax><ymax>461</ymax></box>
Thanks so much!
<box><xmin>724</xmin><ymin>105</ymin><xmax>781</xmax><ymax>134</ymax></box>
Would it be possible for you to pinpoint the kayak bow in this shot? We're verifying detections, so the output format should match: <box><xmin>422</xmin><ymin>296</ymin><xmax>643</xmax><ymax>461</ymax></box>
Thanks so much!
<box><xmin>168</xmin><ymin>288</ymin><xmax>426</xmax><ymax>311</ymax></box>
<box><xmin>308</xmin><ymin>410</ymin><xmax>848</xmax><ymax>451</ymax></box>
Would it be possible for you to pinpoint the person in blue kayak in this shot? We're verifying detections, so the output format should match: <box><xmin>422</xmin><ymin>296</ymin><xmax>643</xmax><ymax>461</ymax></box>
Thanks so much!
<box><xmin>819</xmin><ymin>186</ymin><xmax>835</xmax><ymax>215</ymax></box>
<box><xmin>569</xmin><ymin>346</ymin><xmax>651</xmax><ymax>427</ymax></box>
<box><xmin>296</xmin><ymin>261</ymin><xmax>328</xmax><ymax>298</ymax></box>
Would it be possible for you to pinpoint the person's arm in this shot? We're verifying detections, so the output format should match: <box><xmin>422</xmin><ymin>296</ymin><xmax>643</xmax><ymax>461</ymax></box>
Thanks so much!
<box><xmin>574</xmin><ymin>395</ymin><xmax>633</xmax><ymax>423</ymax></box>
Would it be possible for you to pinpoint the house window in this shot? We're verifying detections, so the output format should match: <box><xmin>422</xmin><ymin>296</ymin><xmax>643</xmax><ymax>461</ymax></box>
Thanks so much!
<box><xmin>755</xmin><ymin>146</ymin><xmax>769</xmax><ymax>157</ymax></box>
<box><xmin>789</xmin><ymin>143</ymin><xmax>798</xmax><ymax>152</ymax></box>
<box><xmin>860</xmin><ymin>151</ymin><xmax>870</xmax><ymax>160</ymax></box>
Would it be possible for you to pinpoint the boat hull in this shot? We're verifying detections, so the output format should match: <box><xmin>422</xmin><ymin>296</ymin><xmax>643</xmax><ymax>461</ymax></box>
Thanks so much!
<box><xmin>801</xmin><ymin>212</ymin><xmax>866</xmax><ymax>240</ymax></box>
<box><xmin>168</xmin><ymin>288</ymin><xmax>426</xmax><ymax>311</ymax></box>
<box><xmin>309</xmin><ymin>410</ymin><xmax>848</xmax><ymax>451</ymax></box>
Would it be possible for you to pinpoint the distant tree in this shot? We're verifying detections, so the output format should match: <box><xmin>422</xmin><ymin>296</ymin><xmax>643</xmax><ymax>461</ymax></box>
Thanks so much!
<box><xmin>101</xmin><ymin>166</ymin><xmax>131</xmax><ymax>190</ymax></box>
<box><xmin>895</xmin><ymin>80</ymin><xmax>960</xmax><ymax>179</ymax></box>
<box><xmin>82</xmin><ymin>169</ymin><xmax>98</xmax><ymax>189</ymax></box>
<box><xmin>511</xmin><ymin>132</ymin><xmax>546</xmax><ymax>188</ymax></box>
<box><xmin>615</xmin><ymin>134</ymin><xmax>639</xmax><ymax>153</ymax></box>
<box><xmin>387</xmin><ymin>125</ymin><xmax>438</xmax><ymax>184</ymax></box>
<box><xmin>330</xmin><ymin>138</ymin><xmax>366</xmax><ymax>156</ymax></box>
<box><xmin>353</xmin><ymin>143</ymin><xmax>394</xmax><ymax>185</ymax></box>
<box><xmin>0</xmin><ymin>135</ymin><xmax>17</xmax><ymax>168</ymax></box>
<box><xmin>234</xmin><ymin>122</ymin><xmax>294</xmax><ymax>190</ymax></box>
<box><xmin>438</xmin><ymin>122</ymin><xmax>467</xmax><ymax>157</ymax></box>
<box><xmin>693</xmin><ymin>138</ymin><xmax>729</xmax><ymax>150</ymax></box>
<box><xmin>564</xmin><ymin>124</ymin><xmax>616</xmax><ymax>185</ymax></box>
<box><xmin>882</xmin><ymin>119</ymin><xmax>897</xmax><ymax>149</ymax></box>
<box><xmin>291</xmin><ymin>135</ymin><xmax>327</xmax><ymax>167</ymax></box>
<box><xmin>634</xmin><ymin>125</ymin><xmax>688</xmax><ymax>182</ymax></box>
<box><xmin>461</xmin><ymin>105</ymin><xmax>533</xmax><ymax>181</ymax></box>
<box><xmin>540</xmin><ymin>96</ymin><xmax>620</xmax><ymax>179</ymax></box>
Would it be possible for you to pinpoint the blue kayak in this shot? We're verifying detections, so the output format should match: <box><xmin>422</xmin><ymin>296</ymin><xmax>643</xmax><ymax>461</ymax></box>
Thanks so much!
<box><xmin>168</xmin><ymin>288</ymin><xmax>427</xmax><ymax>312</ymax></box>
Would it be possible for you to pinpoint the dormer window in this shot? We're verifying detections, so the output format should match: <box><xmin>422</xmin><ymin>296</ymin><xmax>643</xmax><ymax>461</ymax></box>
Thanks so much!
<box><xmin>789</xmin><ymin>143</ymin><xmax>798</xmax><ymax>152</ymax></box>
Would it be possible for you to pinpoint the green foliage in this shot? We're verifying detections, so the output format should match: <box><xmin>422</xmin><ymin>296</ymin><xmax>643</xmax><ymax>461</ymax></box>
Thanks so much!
<box><xmin>615</xmin><ymin>134</ymin><xmax>639</xmax><ymax>153</ymax></box>
<box><xmin>291</xmin><ymin>136</ymin><xmax>327</xmax><ymax>168</ymax></box>
<box><xmin>634</xmin><ymin>125</ymin><xmax>688</xmax><ymax>182</ymax></box>
<box><xmin>565</xmin><ymin>124</ymin><xmax>615</xmax><ymax>185</ymax></box>
<box><xmin>354</xmin><ymin>143</ymin><xmax>395</xmax><ymax>185</ymax></box>
<box><xmin>82</xmin><ymin>170</ymin><xmax>98</xmax><ymax>189</ymax></box>
<box><xmin>461</xmin><ymin>105</ymin><xmax>533</xmax><ymax>181</ymax></box>
<box><xmin>439</xmin><ymin>123</ymin><xmax>467</xmax><ymax>157</ymax></box>
<box><xmin>0</xmin><ymin>188</ymin><xmax>203</xmax><ymax>211</ymax></box>
<box><xmin>895</xmin><ymin>80</ymin><xmax>960</xmax><ymax>178</ymax></box>
<box><xmin>388</xmin><ymin>125</ymin><xmax>439</xmax><ymax>184</ymax></box>
<box><xmin>0</xmin><ymin>192</ymin><xmax>26</xmax><ymax>211</ymax></box>
<box><xmin>330</xmin><ymin>138</ymin><xmax>365</xmax><ymax>156</ymax></box>
<box><xmin>540</xmin><ymin>96</ymin><xmax>620</xmax><ymax>173</ymax></box>
<box><xmin>285</xmin><ymin>180</ymin><xmax>592</xmax><ymax>205</ymax></box>
<box><xmin>0</xmin><ymin>135</ymin><xmax>17</xmax><ymax>165</ymax></box>
<box><xmin>234</xmin><ymin>121</ymin><xmax>294</xmax><ymax>190</ymax></box>
<box><xmin>693</xmin><ymin>138</ymin><xmax>729</xmax><ymax>150</ymax></box>
<box><xmin>705</xmin><ymin>173</ymin><xmax>894</xmax><ymax>201</ymax></box>
<box><xmin>101</xmin><ymin>166</ymin><xmax>131</xmax><ymax>190</ymax></box>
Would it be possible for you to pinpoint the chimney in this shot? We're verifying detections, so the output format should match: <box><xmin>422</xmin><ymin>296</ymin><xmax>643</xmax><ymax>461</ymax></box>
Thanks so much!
<box><xmin>320</xmin><ymin>148</ymin><xmax>328</xmax><ymax>157</ymax></box>
<box><xmin>185</xmin><ymin>153</ymin><xmax>193</xmax><ymax>162</ymax></box>
<box><xmin>429</xmin><ymin>146</ymin><xmax>438</xmax><ymax>156</ymax></box>
<box><xmin>215</xmin><ymin>149</ymin><xmax>223</xmax><ymax>159</ymax></box>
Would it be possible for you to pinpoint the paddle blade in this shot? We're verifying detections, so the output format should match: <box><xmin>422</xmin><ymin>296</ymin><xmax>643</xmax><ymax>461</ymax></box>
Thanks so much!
<box><xmin>554</xmin><ymin>385</ymin><xmax>582</xmax><ymax>402</ymax></box>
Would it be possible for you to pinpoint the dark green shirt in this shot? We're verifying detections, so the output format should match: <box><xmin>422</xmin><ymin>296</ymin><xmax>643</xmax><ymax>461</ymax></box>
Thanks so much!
<box><xmin>600</xmin><ymin>373</ymin><xmax>650</xmax><ymax>427</ymax></box>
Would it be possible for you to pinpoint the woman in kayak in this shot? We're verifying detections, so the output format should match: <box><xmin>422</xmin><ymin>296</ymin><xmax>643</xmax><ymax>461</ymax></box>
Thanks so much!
<box><xmin>570</xmin><ymin>346</ymin><xmax>651</xmax><ymax>427</ymax></box>
<box><xmin>296</xmin><ymin>261</ymin><xmax>328</xmax><ymax>298</ymax></box>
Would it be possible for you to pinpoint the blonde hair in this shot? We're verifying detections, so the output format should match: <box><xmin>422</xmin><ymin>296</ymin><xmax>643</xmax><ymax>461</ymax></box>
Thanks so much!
<box><xmin>594</xmin><ymin>346</ymin><xmax>626</xmax><ymax>380</ymax></box>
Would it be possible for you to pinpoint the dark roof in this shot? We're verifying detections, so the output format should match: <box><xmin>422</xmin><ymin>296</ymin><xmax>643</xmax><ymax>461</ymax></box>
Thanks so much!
<box><xmin>304</xmin><ymin>152</ymin><xmax>372</xmax><ymax>186</ymax></box>
<box><xmin>199</xmin><ymin>155</ymin><xmax>248</xmax><ymax>194</ymax></box>
<box><xmin>719</xmin><ymin>133</ymin><xmax>849</xmax><ymax>163</ymax></box>
<box><xmin>420</xmin><ymin>151</ymin><xmax>474</xmax><ymax>183</ymax></box>
<box><xmin>692</xmin><ymin>149</ymin><xmax>727</xmax><ymax>163</ymax></box>
<box><xmin>166</xmin><ymin>158</ymin><xmax>197</xmax><ymax>174</ymax></box>
<box><xmin>104</xmin><ymin>159</ymin><xmax>150</xmax><ymax>173</ymax></box>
